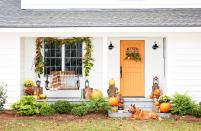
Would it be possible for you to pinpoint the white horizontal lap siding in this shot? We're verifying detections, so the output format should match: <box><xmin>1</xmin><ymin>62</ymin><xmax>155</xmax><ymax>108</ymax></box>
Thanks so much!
<box><xmin>167</xmin><ymin>33</ymin><xmax>201</xmax><ymax>102</ymax></box>
<box><xmin>0</xmin><ymin>33</ymin><xmax>21</xmax><ymax>109</ymax></box>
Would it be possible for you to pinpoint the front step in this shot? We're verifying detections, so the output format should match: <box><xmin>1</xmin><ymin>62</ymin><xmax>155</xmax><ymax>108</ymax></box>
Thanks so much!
<box><xmin>123</xmin><ymin>98</ymin><xmax>154</xmax><ymax>111</ymax></box>
<box><xmin>38</xmin><ymin>97</ymin><xmax>154</xmax><ymax>111</ymax></box>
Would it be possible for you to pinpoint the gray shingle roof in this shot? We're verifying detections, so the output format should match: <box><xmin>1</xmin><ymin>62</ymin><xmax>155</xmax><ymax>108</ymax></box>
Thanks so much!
<box><xmin>1</xmin><ymin>0</ymin><xmax>201</xmax><ymax>27</ymax></box>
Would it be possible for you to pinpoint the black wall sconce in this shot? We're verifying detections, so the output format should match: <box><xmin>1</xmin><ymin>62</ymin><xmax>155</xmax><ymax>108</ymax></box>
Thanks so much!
<box><xmin>108</xmin><ymin>42</ymin><xmax>114</xmax><ymax>50</ymax></box>
<box><xmin>152</xmin><ymin>41</ymin><xmax>159</xmax><ymax>50</ymax></box>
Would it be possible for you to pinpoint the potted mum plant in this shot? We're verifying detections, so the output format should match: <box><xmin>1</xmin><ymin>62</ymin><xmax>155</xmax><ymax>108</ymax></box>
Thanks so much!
<box><xmin>24</xmin><ymin>80</ymin><xmax>34</xmax><ymax>95</ymax></box>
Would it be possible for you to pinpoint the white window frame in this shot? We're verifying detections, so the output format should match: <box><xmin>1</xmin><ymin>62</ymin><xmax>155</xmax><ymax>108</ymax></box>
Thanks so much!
<box><xmin>44</xmin><ymin>44</ymin><xmax>83</xmax><ymax>76</ymax></box>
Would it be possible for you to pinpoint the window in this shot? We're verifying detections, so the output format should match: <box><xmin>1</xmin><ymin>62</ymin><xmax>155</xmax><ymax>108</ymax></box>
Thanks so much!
<box><xmin>44</xmin><ymin>43</ymin><xmax>82</xmax><ymax>75</ymax></box>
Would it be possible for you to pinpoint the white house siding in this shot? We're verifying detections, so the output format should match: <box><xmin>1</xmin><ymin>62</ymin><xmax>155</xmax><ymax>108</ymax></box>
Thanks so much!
<box><xmin>166</xmin><ymin>33</ymin><xmax>201</xmax><ymax>102</ymax></box>
<box><xmin>0</xmin><ymin>33</ymin><xmax>21</xmax><ymax>109</ymax></box>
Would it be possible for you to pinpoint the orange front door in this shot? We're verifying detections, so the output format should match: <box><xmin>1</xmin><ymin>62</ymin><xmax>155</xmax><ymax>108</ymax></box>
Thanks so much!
<box><xmin>120</xmin><ymin>40</ymin><xmax>145</xmax><ymax>97</ymax></box>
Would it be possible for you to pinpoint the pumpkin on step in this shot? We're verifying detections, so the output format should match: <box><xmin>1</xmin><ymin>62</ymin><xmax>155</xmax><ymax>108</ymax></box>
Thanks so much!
<box><xmin>108</xmin><ymin>97</ymin><xmax>118</xmax><ymax>106</ymax></box>
<box><xmin>153</xmin><ymin>89</ymin><xmax>161</xmax><ymax>97</ymax></box>
<box><xmin>160</xmin><ymin>103</ymin><xmax>171</xmax><ymax>113</ymax></box>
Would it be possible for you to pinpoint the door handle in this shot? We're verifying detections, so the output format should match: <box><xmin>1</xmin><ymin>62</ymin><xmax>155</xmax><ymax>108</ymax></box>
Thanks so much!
<box><xmin>120</xmin><ymin>66</ymin><xmax>122</xmax><ymax>78</ymax></box>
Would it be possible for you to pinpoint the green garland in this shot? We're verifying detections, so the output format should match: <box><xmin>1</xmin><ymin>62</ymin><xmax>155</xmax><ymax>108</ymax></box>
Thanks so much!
<box><xmin>125</xmin><ymin>47</ymin><xmax>141</xmax><ymax>62</ymax></box>
<box><xmin>34</xmin><ymin>37</ymin><xmax>94</xmax><ymax>78</ymax></box>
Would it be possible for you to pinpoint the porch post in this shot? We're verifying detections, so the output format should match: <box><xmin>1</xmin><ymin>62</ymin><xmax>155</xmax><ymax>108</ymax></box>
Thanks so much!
<box><xmin>102</xmin><ymin>36</ymin><xmax>108</xmax><ymax>97</ymax></box>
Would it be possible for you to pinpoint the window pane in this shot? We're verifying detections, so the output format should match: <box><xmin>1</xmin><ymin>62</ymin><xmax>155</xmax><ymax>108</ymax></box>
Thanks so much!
<box><xmin>77</xmin><ymin>50</ymin><xmax>82</xmax><ymax>57</ymax></box>
<box><xmin>56</xmin><ymin>58</ymin><xmax>61</xmax><ymax>66</ymax></box>
<box><xmin>77</xmin><ymin>43</ymin><xmax>82</xmax><ymax>50</ymax></box>
<box><xmin>77</xmin><ymin>58</ymin><xmax>82</xmax><ymax>66</ymax></box>
<box><xmin>65</xmin><ymin>50</ymin><xmax>70</xmax><ymax>57</ymax></box>
<box><xmin>71</xmin><ymin>50</ymin><xmax>76</xmax><ymax>57</ymax></box>
<box><xmin>55</xmin><ymin>44</ymin><xmax>61</xmax><ymax>50</ymax></box>
<box><xmin>71</xmin><ymin>44</ymin><xmax>76</xmax><ymax>49</ymax></box>
<box><xmin>71</xmin><ymin>58</ymin><xmax>76</xmax><ymax>66</ymax></box>
<box><xmin>56</xmin><ymin>50</ymin><xmax>61</xmax><ymax>57</ymax></box>
<box><xmin>65</xmin><ymin>58</ymin><xmax>70</xmax><ymax>67</ymax></box>
<box><xmin>65</xmin><ymin>44</ymin><xmax>70</xmax><ymax>49</ymax></box>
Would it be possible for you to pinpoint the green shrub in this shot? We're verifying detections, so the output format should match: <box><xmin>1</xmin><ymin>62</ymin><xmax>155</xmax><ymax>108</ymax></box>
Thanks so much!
<box><xmin>12</xmin><ymin>96</ymin><xmax>40</xmax><ymax>116</ymax></box>
<box><xmin>38</xmin><ymin>102</ymin><xmax>55</xmax><ymax>116</ymax></box>
<box><xmin>171</xmin><ymin>93</ymin><xmax>197</xmax><ymax>115</ymax></box>
<box><xmin>191</xmin><ymin>105</ymin><xmax>201</xmax><ymax>117</ymax></box>
<box><xmin>86</xmin><ymin>98</ymin><xmax>111</xmax><ymax>113</ymax></box>
<box><xmin>71</xmin><ymin>103</ymin><xmax>86</xmax><ymax>108</ymax></box>
<box><xmin>71</xmin><ymin>105</ymin><xmax>88</xmax><ymax>116</ymax></box>
<box><xmin>0</xmin><ymin>83</ymin><xmax>7</xmax><ymax>110</ymax></box>
<box><xmin>51</xmin><ymin>100</ymin><xmax>72</xmax><ymax>114</ymax></box>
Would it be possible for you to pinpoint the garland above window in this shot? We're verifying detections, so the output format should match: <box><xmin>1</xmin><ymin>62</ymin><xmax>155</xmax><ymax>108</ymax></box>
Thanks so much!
<box><xmin>125</xmin><ymin>47</ymin><xmax>141</xmax><ymax>62</ymax></box>
<box><xmin>34</xmin><ymin>37</ymin><xmax>94</xmax><ymax>78</ymax></box>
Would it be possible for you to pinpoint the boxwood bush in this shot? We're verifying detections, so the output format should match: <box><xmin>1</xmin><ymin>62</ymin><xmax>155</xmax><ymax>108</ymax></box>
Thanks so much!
<box><xmin>38</xmin><ymin>102</ymin><xmax>55</xmax><ymax>116</ymax></box>
<box><xmin>86</xmin><ymin>98</ymin><xmax>111</xmax><ymax>113</ymax></box>
<box><xmin>12</xmin><ymin>96</ymin><xmax>40</xmax><ymax>116</ymax></box>
<box><xmin>171</xmin><ymin>93</ymin><xmax>197</xmax><ymax>115</ymax></box>
<box><xmin>71</xmin><ymin>105</ymin><xmax>88</xmax><ymax>116</ymax></box>
<box><xmin>51</xmin><ymin>100</ymin><xmax>72</xmax><ymax>114</ymax></box>
<box><xmin>191</xmin><ymin>103</ymin><xmax>201</xmax><ymax>117</ymax></box>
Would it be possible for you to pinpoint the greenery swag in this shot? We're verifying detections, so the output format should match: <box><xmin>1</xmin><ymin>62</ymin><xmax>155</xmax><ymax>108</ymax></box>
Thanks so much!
<box><xmin>34</xmin><ymin>37</ymin><xmax>94</xmax><ymax>78</ymax></box>
<box><xmin>125</xmin><ymin>47</ymin><xmax>141</xmax><ymax>62</ymax></box>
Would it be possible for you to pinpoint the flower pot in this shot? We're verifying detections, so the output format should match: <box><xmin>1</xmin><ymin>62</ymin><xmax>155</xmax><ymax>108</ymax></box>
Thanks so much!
<box><xmin>24</xmin><ymin>87</ymin><xmax>34</xmax><ymax>95</ymax></box>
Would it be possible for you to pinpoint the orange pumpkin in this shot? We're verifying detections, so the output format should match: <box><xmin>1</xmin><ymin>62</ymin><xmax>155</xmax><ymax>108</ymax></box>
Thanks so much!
<box><xmin>108</xmin><ymin>97</ymin><xmax>118</xmax><ymax>106</ymax></box>
<box><xmin>160</xmin><ymin>103</ymin><xmax>171</xmax><ymax>113</ymax></box>
<box><xmin>154</xmin><ymin>101</ymin><xmax>160</xmax><ymax>107</ymax></box>
<box><xmin>153</xmin><ymin>89</ymin><xmax>161</xmax><ymax>97</ymax></box>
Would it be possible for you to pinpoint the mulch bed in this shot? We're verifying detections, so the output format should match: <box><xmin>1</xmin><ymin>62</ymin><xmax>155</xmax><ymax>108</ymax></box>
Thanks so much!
<box><xmin>1</xmin><ymin>110</ymin><xmax>201</xmax><ymax>123</ymax></box>
<box><xmin>0</xmin><ymin>110</ymin><xmax>108</xmax><ymax>122</ymax></box>
<box><xmin>171</xmin><ymin>115</ymin><xmax>201</xmax><ymax>122</ymax></box>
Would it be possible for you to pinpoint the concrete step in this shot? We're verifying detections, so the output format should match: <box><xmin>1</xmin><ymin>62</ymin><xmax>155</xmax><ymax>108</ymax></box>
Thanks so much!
<box><xmin>123</xmin><ymin>98</ymin><xmax>154</xmax><ymax>111</ymax></box>
<box><xmin>38</xmin><ymin>97</ymin><xmax>154</xmax><ymax>111</ymax></box>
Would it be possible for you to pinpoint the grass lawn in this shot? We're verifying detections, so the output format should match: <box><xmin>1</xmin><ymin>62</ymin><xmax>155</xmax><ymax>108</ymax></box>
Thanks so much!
<box><xmin>0</xmin><ymin>117</ymin><xmax>201</xmax><ymax>131</ymax></box>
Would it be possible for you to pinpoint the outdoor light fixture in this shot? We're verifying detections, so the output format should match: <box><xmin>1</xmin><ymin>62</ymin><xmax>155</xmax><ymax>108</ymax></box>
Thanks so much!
<box><xmin>152</xmin><ymin>41</ymin><xmax>159</xmax><ymax>50</ymax></box>
<box><xmin>108</xmin><ymin>42</ymin><xmax>114</xmax><ymax>50</ymax></box>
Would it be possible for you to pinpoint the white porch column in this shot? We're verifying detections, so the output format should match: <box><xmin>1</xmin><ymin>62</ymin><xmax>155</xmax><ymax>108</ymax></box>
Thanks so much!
<box><xmin>102</xmin><ymin>36</ymin><xmax>108</xmax><ymax>97</ymax></box>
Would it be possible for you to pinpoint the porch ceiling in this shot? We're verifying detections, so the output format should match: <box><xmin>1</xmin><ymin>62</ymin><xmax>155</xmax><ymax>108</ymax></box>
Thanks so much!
<box><xmin>1</xmin><ymin>0</ymin><xmax>201</xmax><ymax>27</ymax></box>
